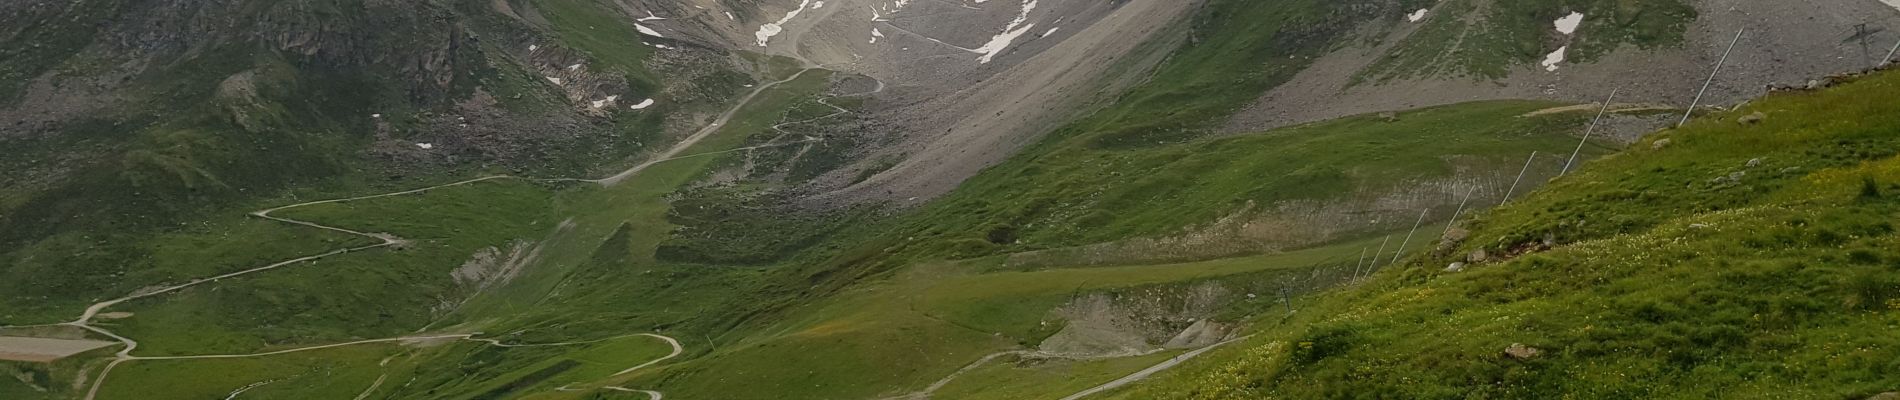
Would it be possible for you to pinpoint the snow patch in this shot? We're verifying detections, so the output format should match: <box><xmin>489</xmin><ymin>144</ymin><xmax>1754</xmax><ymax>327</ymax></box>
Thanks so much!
<box><xmin>546</xmin><ymin>76</ymin><xmax>564</xmax><ymax>85</ymax></box>
<box><xmin>813</xmin><ymin>1</ymin><xmax>825</xmax><ymax>9</ymax></box>
<box><xmin>636</xmin><ymin>24</ymin><xmax>663</xmax><ymax>37</ymax></box>
<box><xmin>755</xmin><ymin>0</ymin><xmax>814</xmax><ymax>47</ymax></box>
<box><xmin>1540</xmin><ymin>46</ymin><xmax>1568</xmax><ymax>71</ymax></box>
<box><xmin>1554</xmin><ymin>12</ymin><xmax>1584</xmax><ymax>35</ymax></box>
<box><xmin>638</xmin><ymin>10</ymin><xmax>666</xmax><ymax>21</ymax></box>
<box><xmin>371</xmin><ymin>113</ymin><xmax>382</xmax><ymax>118</ymax></box>
<box><xmin>1407</xmin><ymin>9</ymin><xmax>1429</xmax><ymax>22</ymax></box>
<box><xmin>528</xmin><ymin>44</ymin><xmax>538</xmax><ymax>51</ymax></box>
<box><xmin>974</xmin><ymin>0</ymin><xmax>1040</xmax><ymax>64</ymax></box>
<box><xmin>416</xmin><ymin>143</ymin><xmax>434</xmax><ymax>149</ymax></box>
<box><xmin>629</xmin><ymin>98</ymin><xmax>656</xmax><ymax>110</ymax></box>
<box><xmin>870</xmin><ymin>28</ymin><xmax>885</xmax><ymax>44</ymax></box>
<box><xmin>1042</xmin><ymin>27</ymin><xmax>1060</xmax><ymax>36</ymax></box>
<box><xmin>567</xmin><ymin>64</ymin><xmax>581</xmax><ymax>71</ymax></box>
<box><xmin>725</xmin><ymin>11</ymin><xmax>735</xmax><ymax>20</ymax></box>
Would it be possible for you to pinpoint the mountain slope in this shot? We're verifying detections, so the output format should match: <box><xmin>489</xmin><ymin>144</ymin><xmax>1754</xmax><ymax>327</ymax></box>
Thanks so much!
<box><xmin>5</xmin><ymin>0</ymin><xmax>1900</xmax><ymax>399</ymax></box>
<box><xmin>0</xmin><ymin>0</ymin><xmax>755</xmax><ymax>322</ymax></box>
<box><xmin>1110</xmin><ymin>67</ymin><xmax>1900</xmax><ymax>399</ymax></box>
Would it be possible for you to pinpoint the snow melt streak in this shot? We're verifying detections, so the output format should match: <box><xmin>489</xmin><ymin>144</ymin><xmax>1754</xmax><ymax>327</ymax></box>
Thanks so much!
<box><xmin>974</xmin><ymin>0</ymin><xmax>1039</xmax><ymax>63</ymax></box>
<box><xmin>756</xmin><ymin>0</ymin><xmax>815</xmax><ymax>47</ymax></box>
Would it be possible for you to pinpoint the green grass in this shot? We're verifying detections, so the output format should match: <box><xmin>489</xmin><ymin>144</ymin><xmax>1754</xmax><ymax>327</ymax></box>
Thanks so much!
<box><xmin>97</xmin><ymin>344</ymin><xmax>394</xmax><ymax>400</ymax></box>
<box><xmin>832</xmin><ymin>0</ymin><xmax>1620</xmax><ymax>271</ymax></box>
<box><xmin>439</xmin><ymin>68</ymin><xmax>837</xmax><ymax>332</ymax></box>
<box><xmin>890</xmin><ymin>100</ymin><xmax>1605</xmax><ymax>261</ymax></box>
<box><xmin>531</xmin><ymin>0</ymin><xmax>660</xmax><ymax>91</ymax></box>
<box><xmin>1108</xmin><ymin>69</ymin><xmax>1900</xmax><ymax>399</ymax></box>
<box><xmin>376</xmin><ymin>335</ymin><xmax>676</xmax><ymax>400</ymax></box>
<box><xmin>1</xmin><ymin>0</ymin><xmax>699</xmax><ymax>328</ymax></box>
<box><xmin>0</xmin><ymin>211</ymin><xmax>373</xmax><ymax>324</ymax></box>
<box><xmin>22</xmin><ymin>64</ymin><xmax>826</xmax><ymax>400</ymax></box>
<box><xmin>619</xmin><ymin>234</ymin><xmax>1426</xmax><ymax>400</ymax></box>
<box><xmin>102</xmin><ymin>179</ymin><xmax>562</xmax><ymax>356</ymax></box>
<box><xmin>655</xmin><ymin>187</ymin><xmax>862</xmax><ymax>265</ymax></box>
<box><xmin>1068</xmin><ymin>0</ymin><xmax>1386</xmax><ymax>148</ymax></box>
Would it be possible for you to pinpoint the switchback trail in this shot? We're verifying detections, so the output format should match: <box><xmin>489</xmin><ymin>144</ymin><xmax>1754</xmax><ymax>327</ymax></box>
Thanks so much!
<box><xmin>596</xmin><ymin>68</ymin><xmax>815</xmax><ymax>186</ymax></box>
<box><xmin>879</xmin><ymin>346</ymin><xmax>1172</xmax><ymax>400</ymax></box>
<box><xmin>54</xmin><ymin>67</ymin><xmax>825</xmax><ymax>400</ymax></box>
<box><xmin>1057</xmin><ymin>336</ymin><xmax>1253</xmax><ymax>400</ymax></box>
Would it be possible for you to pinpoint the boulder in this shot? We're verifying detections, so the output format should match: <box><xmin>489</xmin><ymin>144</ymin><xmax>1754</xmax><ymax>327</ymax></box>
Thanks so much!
<box><xmin>1467</xmin><ymin>249</ymin><xmax>1489</xmax><ymax>263</ymax></box>
<box><xmin>1504</xmin><ymin>343</ymin><xmax>1541</xmax><ymax>360</ymax></box>
<box><xmin>1738</xmin><ymin>112</ymin><xmax>1766</xmax><ymax>125</ymax></box>
<box><xmin>1745</xmin><ymin>157</ymin><xmax>1763</xmax><ymax>168</ymax></box>
<box><xmin>1445</xmin><ymin>262</ymin><xmax>1467</xmax><ymax>273</ymax></box>
<box><xmin>1651</xmin><ymin>138</ymin><xmax>1672</xmax><ymax>150</ymax></box>
<box><xmin>1443</xmin><ymin>227</ymin><xmax>1470</xmax><ymax>243</ymax></box>
<box><xmin>1867</xmin><ymin>393</ymin><xmax>1899</xmax><ymax>400</ymax></box>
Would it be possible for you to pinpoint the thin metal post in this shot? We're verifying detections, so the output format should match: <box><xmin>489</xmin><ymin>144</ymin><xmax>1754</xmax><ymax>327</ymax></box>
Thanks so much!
<box><xmin>1442</xmin><ymin>187</ymin><xmax>1478</xmax><ymax>237</ymax></box>
<box><xmin>1681</xmin><ymin>28</ymin><xmax>1746</xmax><ymax>127</ymax></box>
<box><xmin>1389</xmin><ymin>208</ymin><xmax>1430</xmax><ymax>265</ymax></box>
<box><xmin>1353</xmin><ymin>248</ymin><xmax>1368</xmax><ymax>280</ymax></box>
<box><xmin>1500</xmin><ymin>151</ymin><xmax>1537</xmax><ymax>206</ymax></box>
<box><xmin>1884</xmin><ymin>36</ymin><xmax>1900</xmax><ymax>67</ymax></box>
<box><xmin>1563</xmin><ymin>88</ymin><xmax>1619</xmax><ymax>176</ymax></box>
<box><xmin>1370</xmin><ymin>235</ymin><xmax>1392</xmax><ymax>272</ymax></box>
<box><xmin>1280</xmin><ymin>286</ymin><xmax>1294</xmax><ymax>316</ymax></box>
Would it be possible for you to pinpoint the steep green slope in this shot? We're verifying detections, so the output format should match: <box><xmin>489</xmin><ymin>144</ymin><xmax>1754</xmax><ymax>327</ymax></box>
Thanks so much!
<box><xmin>839</xmin><ymin>0</ymin><xmax>1634</xmax><ymax>270</ymax></box>
<box><xmin>1113</xmin><ymin>69</ymin><xmax>1900</xmax><ymax>399</ymax></box>
<box><xmin>1361</xmin><ymin>0</ymin><xmax>1695</xmax><ymax>81</ymax></box>
<box><xmin>587</xmin><ymin>96</ymin><xmax>1615</xmax><ymax>400</ymax></box>
<box><xmin>0</xmin><ymin>65</ymin><xmax>821</xmax><ymax>400</ymax></box>
<box><xmin>0</xmin><ymin>0</ymin><xmax>726</xmax><ymax>324</ymax></box>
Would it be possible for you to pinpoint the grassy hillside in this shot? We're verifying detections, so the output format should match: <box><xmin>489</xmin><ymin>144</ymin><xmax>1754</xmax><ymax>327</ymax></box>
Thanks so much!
<box><xmin>612</xmin><ymin>238</ymin><xmax>1399</xmax><ymax>400</ymax></box>
<box><xmin>0</xmin><ymin>64</ymin><xmax>825</xmax><ymax>399</ymax></box>
<box><xmin>0</xmin><ymin>0</ymin><xmax>727</xmax><ymax>326</ymax></box>
<box><xmin>1110</xmin><ymin>69</ymin><xmax>1900</xmax><ymax>399</ymax></box>
<box><xmin>1360</xmin><ymin>0</ymin><xmax>1696</xmax><ymax>81</ymax></box>
<box><xmin>893</xmin><ymin>100</ymin><xmax>1602</xmax><ymax>260</ymax></box>
<box><xmin>817</xmin><ymin>0</ymin><xmax>1621</xmax><ymax>270</ymax></box>
<box><xmin>569</xmin><ymin>1</ymin><xmax>1631</xmax><ymax>397</ymax></box>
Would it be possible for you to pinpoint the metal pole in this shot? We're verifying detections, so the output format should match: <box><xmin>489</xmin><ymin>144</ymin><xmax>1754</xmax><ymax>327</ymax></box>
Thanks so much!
<box><xmin>1563</xmin><ymin>88</ymin><xmax>1619</xmax><ymax>176</ymax></box>
<box><xmin>1281</xmin><ymin>286</ymin><xmax>1294</xmax><ymax>316</ymax></box>
<box><xmin>1500</xmin><ymin>151</ymin><xmax>1537</xmax><ymax>206</ymax></box>
<box><xmin>1353</xmin><ymin>248</ymin><xmax>1367</xmax><ymax>280</ymax></box>
<box><xmin>1442</xmin><ymin>187</ymin><xmax>1478</xmax><ymax>237</ymax></box>
<box><xmin>1389</xmin><ymin>208</ymin><xmax>1430</xmax><ymax>265</ymax></box>
<box><xmin>1884</xmin><ymin>36</ymin><xmax>1900</xmax><ymax>67</ymax></box>
<box><xmin>1370</xmin><ymin>235</ymin><xmax>1392</xmax><ymax>272</ymax></box>
<box><xmin>1681</xmin><ymin>28</ymin><xmax>1746</xmax><ymax>127</ymax></box>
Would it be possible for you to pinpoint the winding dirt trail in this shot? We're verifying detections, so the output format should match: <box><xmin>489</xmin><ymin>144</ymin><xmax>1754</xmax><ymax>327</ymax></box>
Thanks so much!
<box><xmin>57</xmin><ymin>67</ymin><xmax>827</xmax><ymax>400</ymax></box>
<box><xmin>604</xmin><ymin>386</ymin><xmax>665</xmax><ymax>400</ymax></box>
<box><xmin>597</xmin><ymin>68</ymin><xmax>815</xmax><ymax>186</ymax></box>
<box><xmin>1056</xmin><ymin>336</ymin><xmax>1252</xmax><ymax>400</ymax></box>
